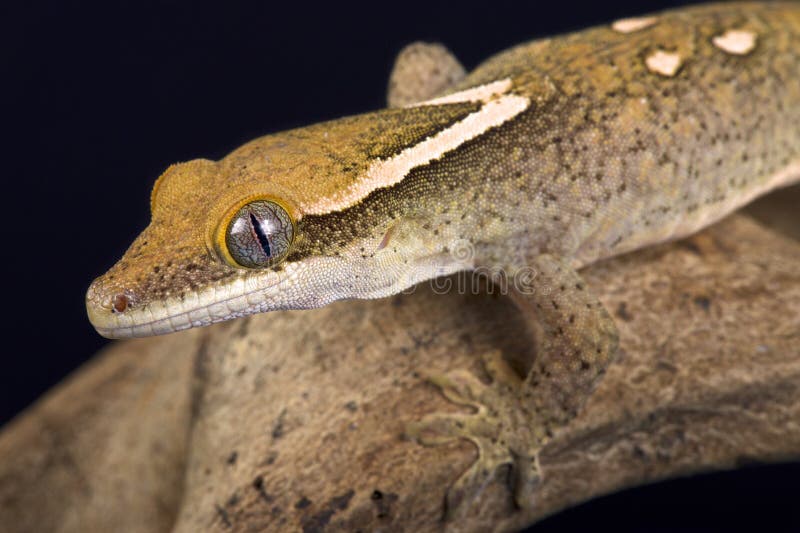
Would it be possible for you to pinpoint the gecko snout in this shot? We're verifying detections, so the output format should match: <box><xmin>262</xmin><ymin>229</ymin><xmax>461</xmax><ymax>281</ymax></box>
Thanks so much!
<box><xmin>85</xmin><ymin>275</ymin><xmax>139</xmax><ymax>338</ymax></box>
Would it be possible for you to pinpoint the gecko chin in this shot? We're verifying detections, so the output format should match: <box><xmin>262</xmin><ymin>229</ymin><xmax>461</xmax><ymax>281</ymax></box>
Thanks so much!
<box><xmin>85</xmin><ymin>253</ymin><xmax>449</xmax><ymax>339</ymax></box>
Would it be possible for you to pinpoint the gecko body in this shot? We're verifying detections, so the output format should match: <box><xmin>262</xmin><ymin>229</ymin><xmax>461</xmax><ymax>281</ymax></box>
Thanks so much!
<box><xmin>86</xmin><ymin>2</ymin><xmax>800</xmax><ymax>518</ymax></box>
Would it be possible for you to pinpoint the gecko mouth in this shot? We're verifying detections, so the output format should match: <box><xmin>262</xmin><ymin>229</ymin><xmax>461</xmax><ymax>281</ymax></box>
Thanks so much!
<box><xmin>86</xmin><ymin>262</ymin><xmax>317</xmax><ymax>339</ymax></box>
<box><xmin>86</xmin><ymin>246</ymin><xmax>472</xmax><ymax>338</ymax></box>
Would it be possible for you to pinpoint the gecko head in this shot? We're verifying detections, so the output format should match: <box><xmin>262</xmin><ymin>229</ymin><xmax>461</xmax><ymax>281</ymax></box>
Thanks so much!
<box><xmin>86</xmin><ymin>107</ymin><xmax>473</xmax><ymax>338</ymax></box>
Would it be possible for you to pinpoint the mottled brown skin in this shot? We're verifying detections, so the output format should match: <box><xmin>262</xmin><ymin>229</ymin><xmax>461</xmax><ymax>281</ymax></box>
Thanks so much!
<box><xmin>85</xmin><ymin>1</ymin><xmax>800</xmax><ymax>519</ymax></box>
<box><xmin>88</xmin><ymin>2</ymin><xmax>800</xmax><ymax>324</ymax></box>
<box><xmin>88</xmin><ymin>103</ymin><xmax>481</xmax><ymax>311</ymax></box>
<box><xmin>309</xmin><ymin>1</ymin><xmax>800</xmax><ymax>269</ymax></box>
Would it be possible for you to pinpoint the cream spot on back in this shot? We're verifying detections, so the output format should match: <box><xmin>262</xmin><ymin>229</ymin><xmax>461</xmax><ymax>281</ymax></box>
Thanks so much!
<box><xmin>612</xmin><ymin>16</ymin><xmax>657</xmax><ymax>34</ymax></box>
<box><xmin>712</xmin><ymin>29</ymin><xmax>757</xmax><ymax>55</ymax></box>
<box><xmin>645</xmin><ymin>50</ymin><xmax>682</xmax><ymax>77</ymax></box>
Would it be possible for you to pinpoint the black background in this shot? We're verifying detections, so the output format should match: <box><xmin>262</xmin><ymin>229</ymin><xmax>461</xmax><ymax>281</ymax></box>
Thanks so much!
<box><xmin>3</xmin><ymin>1</ymin><xmax>799</xmax><ymax>531</ymax></box>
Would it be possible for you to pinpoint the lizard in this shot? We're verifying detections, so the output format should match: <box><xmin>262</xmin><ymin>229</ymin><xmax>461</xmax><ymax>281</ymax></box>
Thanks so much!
<box><xmin>86</xmin><ymin>1</ymin><xmax>800</xmax><ymax>519</ymax></box>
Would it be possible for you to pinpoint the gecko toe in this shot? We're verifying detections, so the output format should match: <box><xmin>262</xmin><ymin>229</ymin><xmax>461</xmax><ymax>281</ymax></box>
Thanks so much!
<box><xmin>407</xmin><ymin>352</ymin><xmax>544</xmax><ymax>520</ymax></box>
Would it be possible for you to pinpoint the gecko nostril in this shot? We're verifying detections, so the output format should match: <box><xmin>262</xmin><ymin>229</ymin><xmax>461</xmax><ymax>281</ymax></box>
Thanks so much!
<box><xmin>112</xmin><ymin>294</ymin><xmax>129</xmax><ymax>313</ymax></box>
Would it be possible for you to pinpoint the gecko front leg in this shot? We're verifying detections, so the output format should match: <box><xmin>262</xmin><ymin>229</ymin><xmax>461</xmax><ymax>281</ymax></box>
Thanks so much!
<box><xmin>407</xmin><ymin>254</ymin><xmax>619</xmax><ymax>519</ymax></box>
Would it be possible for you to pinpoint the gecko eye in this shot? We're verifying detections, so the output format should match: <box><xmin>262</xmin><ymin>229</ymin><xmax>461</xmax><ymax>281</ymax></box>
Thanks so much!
<box><xmin>224</xmin><ymin>200</ymin><xmax>294</xmax><ymax>268</ymax></box>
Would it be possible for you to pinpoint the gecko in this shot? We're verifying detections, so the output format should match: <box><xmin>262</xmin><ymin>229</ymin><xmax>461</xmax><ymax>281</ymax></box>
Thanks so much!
<box><xmin>86</xmin><ymin>1</ymin><xmax>800</xmax><ymax>519</ymax></box>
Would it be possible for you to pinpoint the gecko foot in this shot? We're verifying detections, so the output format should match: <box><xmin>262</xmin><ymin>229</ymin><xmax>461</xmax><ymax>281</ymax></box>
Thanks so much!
<box><xmin>407</xmin><ymin>350</ymin><xmax>547</xmax><ymax>520</ymax></box>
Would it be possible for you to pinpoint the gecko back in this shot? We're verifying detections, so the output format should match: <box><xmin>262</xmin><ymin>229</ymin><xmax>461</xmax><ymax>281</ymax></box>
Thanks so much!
<box><xmin>444</xmin><ymin>1</ymin><xmax>800</xmax><ymax>265</ymax></box>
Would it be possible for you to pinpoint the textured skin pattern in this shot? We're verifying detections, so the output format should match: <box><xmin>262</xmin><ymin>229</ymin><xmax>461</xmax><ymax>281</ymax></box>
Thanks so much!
<box><xmin>87</xmin><ymin>2</ymin><xmax>799</xmax><ymax>337</ymax></box>
<box><xmin>449</xmin><ymin>1</ymin><xmax>800</xmax><ymax>266</ymax></box>
<box><xmin>387</xmin><ymin>4</ymin><xmax>797</xmax><ymax>513</ymax></box>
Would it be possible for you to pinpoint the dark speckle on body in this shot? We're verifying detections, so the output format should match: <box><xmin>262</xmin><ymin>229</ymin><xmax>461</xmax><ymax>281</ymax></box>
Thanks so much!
<box><xmin>694</xmin><ymin>295</ymin><xmax>711</xmax><ymax>311</ymax></box>
<box><xmin>253</xmin><ymin>475</ymin><xmax>274</xmax><ymax>504</ymax></box>
<box><xmin>272</xmin><ymin>408</ymin><xmax>288</xmax><ymax>440</ymax></box>
<box><xmin>215</xmin><ymin>504</ymin><xmax>232</xmax><ymax>528</ymax></box>
<box><xmin>295</xmin><ymin>496</ymin><xmax>312</xmax><ymax>509</ymax></box>
<box><xmin>300</xmin><ymin>490</ymin><xmax>355</xmax><ymax>533</ymax></box>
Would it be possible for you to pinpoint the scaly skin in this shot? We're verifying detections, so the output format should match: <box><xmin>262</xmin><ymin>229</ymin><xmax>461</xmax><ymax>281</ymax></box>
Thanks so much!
<box><xmin>86</xmin><ymin>2</ymin><xmax>799</xmax><ymax>518</ymax></box>
<box><xmin>86</xmin><ymin>2</ymin><xmax>799</xmax><ymax>338</ymax></box>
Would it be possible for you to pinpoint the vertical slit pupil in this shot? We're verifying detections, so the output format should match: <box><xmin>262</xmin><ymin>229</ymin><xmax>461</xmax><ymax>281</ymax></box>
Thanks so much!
<box><xmin>250</xmin><ymin>212</ymin><xmax>272</xmax><ymax>257</ymax></box>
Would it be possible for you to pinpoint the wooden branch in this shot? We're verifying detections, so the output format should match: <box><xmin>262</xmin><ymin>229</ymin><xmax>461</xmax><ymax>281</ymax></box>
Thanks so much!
<box><xmin>1</xmin><ymin>196</ymin><xmax>799</xmax><ymax>532</ymax></box>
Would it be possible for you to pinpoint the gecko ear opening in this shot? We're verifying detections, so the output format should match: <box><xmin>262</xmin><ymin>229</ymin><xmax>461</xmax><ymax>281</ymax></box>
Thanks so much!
<box><xmin>374</xmin><ymin>215</ymin><xmax>436</xmax><ymax>255</ymax></box>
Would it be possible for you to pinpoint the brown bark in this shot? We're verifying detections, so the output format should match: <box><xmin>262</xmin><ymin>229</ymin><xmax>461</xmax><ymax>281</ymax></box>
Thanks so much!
<box><xmin>1</xmin><ymin>190</ymin><xmax>799</xmax><ymax>533</ymax></box>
